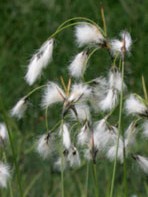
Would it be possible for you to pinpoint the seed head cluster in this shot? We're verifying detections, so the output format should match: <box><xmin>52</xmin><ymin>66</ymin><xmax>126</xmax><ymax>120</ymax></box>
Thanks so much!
<box><xmin>10</xmin><ymin>21</ymin><xmax>148</xmax><ymax>177</ymax></box>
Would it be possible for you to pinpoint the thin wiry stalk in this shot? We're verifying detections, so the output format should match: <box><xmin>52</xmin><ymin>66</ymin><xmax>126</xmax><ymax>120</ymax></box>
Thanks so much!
<box><xmin>92</xmin><ymin>163</ymin><xmax>99</xmax><ymax>197</ymax></box>
<box><xmin>109</xmin><ymin>59</ymin><xmax>125</xmax><ymax>197</ymax></box>
<box><xmin>85</xmin><ymin>162</ymin><xmax>89</xmax><ymax>197</ymax></box>
<box><xmin>45</xmin><ymin>107</ymin><xmax>49</xmax><ymax>132</ymax></box>
<box><xmin>61</xmin><ymin>119</ymin><xmax>65</xmax><ymax>197</ymax></box>
<box><xmin>26</xmin><ymin>85</ymin><xmax>47</xmax><ymax>98</ymax></box>
<box><xmin>0</xmin><ymin>99</ymin><xmax>23</xmax><ymax>197</ymax></box>
<box><xmin>49</xmin><ymin>20</ymin><xmax>104</xmax><ymax>40</ymax></box>
<box><xmin>56</xmin><ymin>17</ymin><xmax>100</xmax><ymax>31</ymax></box>
<box><xmin>100</xmin><ymin>4</ymin><xmax>107</xmax><ymax>37</ymax></box>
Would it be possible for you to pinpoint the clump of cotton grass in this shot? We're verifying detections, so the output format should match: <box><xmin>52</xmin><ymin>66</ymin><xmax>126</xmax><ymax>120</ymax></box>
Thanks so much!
<box><xmin>11</xmin><ymin>97</ymin><xmax>28</xmax><ymax>119</ymax></box>
<box><xmin>36</xmin><ymin>132</ymin><xmax>54</xmax><ymax>159</ymax></box>
<box><xmin>41</xmin><ymin>82</ymin><xmax>65</xmax><ymax>108</ymax></box>
<box><xmin>0</xmin><ymin>162</ymin><xmax>11</xmax><ymax>188</ymax></box>
<box><xmin>25</xmin><ymin>39</ymin><xmax>54</xmax><ymax>85</ymax></box>
<box><xmin>133</xmin><ymin>155</ymin><xmax>148</xmax><ymax>174</ymax></box>
<box><xmin>110</xmin><ymin>31</ymin><xmax>132</xmax><ymax>57</ymax></box>
<box><xmin>142</xmin><ymin>121</ymin><xmax>148</xmax><ymax>138</ymax></box>
<box><xmin>68</xmin><ymin>50</ymin><xmax>88</xmax><ymax>78</ymax></box>
<box><xmin>125</xmin><ymin>94</ymin><xmax>148</xmax><ymax>117</ymax></box>
<box><xmin>75</xmin><ymin>23</ymin><xmax>105</xmax><ymax>47</ymax></box>
<box><xmin>0</xmin><ymin>123</ymin><xmax>8</xmax><ymax>145</ymax></box>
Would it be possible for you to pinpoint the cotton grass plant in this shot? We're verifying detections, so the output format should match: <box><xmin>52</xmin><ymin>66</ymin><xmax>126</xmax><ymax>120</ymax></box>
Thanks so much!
<box><xmin>7</xmin><ymin>11</ymin><xmax>148</xmax><ymax>197</ymax></box>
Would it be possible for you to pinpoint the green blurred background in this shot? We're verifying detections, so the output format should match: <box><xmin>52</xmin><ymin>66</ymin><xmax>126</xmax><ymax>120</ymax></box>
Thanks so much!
<box><xmin>0</xmin><ymin>0</ymin><xmax>148</xmax><ymax>196</ymax></box>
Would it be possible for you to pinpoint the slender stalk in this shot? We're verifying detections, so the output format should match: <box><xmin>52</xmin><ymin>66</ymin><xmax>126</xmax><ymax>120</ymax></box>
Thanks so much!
<box><xmin>45</xmin><ymin>107</ymin><xmax>49</xmax><ymax>132</ymax></box>
<box><xmin>141</xmin><ymin>75</ymin><xmax>148</xmax><ymax>101</ymax></box>
<box><xmin>61</xmin><ymin>119</ymin><xmax>64</xmax><ymax>197</ymax></box>
<box><xmin>85</xmin><ymin>162</ymin><xmax>89</xmax><ymax>197</ymax></box>
<box><xmin>85</xmin><ymin>48</ymin><xmax>100</xmax><ymax>65</ymax></box>
<box><xmin>56</xmin><ymin>17</ymin><xmax>100</xmax><ymax>31</ymax></box>
<box><xmin>100</xmin><ymin>4</ymin><xmax>107</xmax><ymax>37</ymax></box>
<box><xmin>0</xmin><ymin>108</ymin><xmax>23</xmax><ymax>197</ymax></box>
<box><xmin>92</xmin><ymin>162</ymin><xmax>99</xmax><ymax>197</ymax></box>
<box><xmin>109</xmin><ymin>59</ymin><xmax>125</xmax><ymax>197</ymax></box>
<box><xmin>26</xmin><ymin>84</ymin><xmax>47</xmax><ymax>98</ymax></box>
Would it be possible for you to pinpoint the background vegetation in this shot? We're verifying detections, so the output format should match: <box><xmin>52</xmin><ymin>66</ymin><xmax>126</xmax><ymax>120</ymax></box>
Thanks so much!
<box><xmin>0</xmin><ymin>0</ymin><xmax>148</xmax><ymax>196</ymax></box>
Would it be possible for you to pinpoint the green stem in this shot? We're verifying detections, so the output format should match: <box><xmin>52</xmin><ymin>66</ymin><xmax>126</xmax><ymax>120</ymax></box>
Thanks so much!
<box><xmin>49</xmin><ymin>19</ymin><xmax>105</xmax><ymax>40</ymax></box>
<box><xmin>85</xmin><ymin>162</ymin><xmax>89</xmax><ymax>197</ymax></box>
<box><xmin>109</xmin><ymin>59</ymin><xmax>124</xmax><ymax>197</ymax></box>
<box><xmin>86</xmin><ymin>48</ymin><xmax>100</xmax><ymax>65</ymax></box>
<box><xmin>61</xmin><ymin>119</ymin><xmax>64</xmax><ymax>197</ymax></box>
<box><xmin>56</xmin><ymin>17</ymin><xmax>99</xmax><ymax>31</ymax></box>
<box><xmin>25</xmin><ymin>85</ymin><xmax>47</xmax><ymax>98</ymax></box>
<box><xmin>100</xmin><ymin>4</ymin><xmax>107</xmax><ymax>37</ymax></box>
<box><xmin>45</xmin><ymin>107</ymin><xmax>49</xmax><ymax>132</ymax></box>
<box><xmin>92</xmin><ymin>163</ymin><xmax>99</xmax><ymax>197</ymax></box>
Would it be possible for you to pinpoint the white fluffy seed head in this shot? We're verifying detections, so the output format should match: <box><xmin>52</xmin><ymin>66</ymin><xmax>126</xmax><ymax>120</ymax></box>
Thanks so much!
<box><xmin>75</xmin><ymin>23</ymin><xmax>104</xmax><ymax>47</ymax></box>
<box><xmin>99</xmin><ymin>89</ymin><xmax>118</xmax><ymax>111</ymax></box>
<box><xmin>70</xmin><ymin>103</ymin><xmax>91</xmax><ymax>122</ymax></box>
<box><xmin>0</xmin><ymin>123</ymin><xmax>8</xmax><ymax>144</ymax></box>
<box><xmin>0</xmin><ymin>162</ymin><xmax>10</xmax><ymax>188</ymax></box>
<box><xmin>108</xmin><ymin>67</ymin><xmax>126</xmax><ymax>92</ymax></box>
<box><xmin>143</xmin><ymin>121</ymin><xmax>148</xmax><ymax>138</ymax></box>
<box><xmin>68</xmin><ymin>51</ymin><xmax>88</xmax><ymax>78</ymax></box>
<box><xmin>134</xmin><ymin>155</ymin><xmax>148</xmax><ymax>174</ymax></box>
<box><xmin>11</xmin><ymin>97</ymin><xmax>28</xmax><ymax>119</ymax></box>
<box><xmin>59</xmin><ymin>123</ymin><xmax>71</xmax><ymax>150</ymax></box>
<box><xmin>41</xmin><ymin>82</ymin><xmax>65</xmax><ymax>108</ymax></box>
<box><xmin>68</xmin><ymin>83</ymin><xmax>91</xmax><ymax>103</ymax></box>
<box><xmin>77</xmin><ymin>122</ymin><xmax>90</xmax><ymax>146</ymax></box>
<box><xmin>54</xmin><ymin>157</ymin><xmax>67</xmax><ymax>171</ymax></box>
<box><xmin>125</xmin><ymin>121</ymin><xmax>137</xmax><ymax>146</ymax></box>
<box><xmin>25</xmin><ymin>39</ymin><xmax>54</xmax><ymax>85</ymax></box>
<box><xmin>90</xmin><ymin>77</ymin><xmax>107</xmax><ymax>111</ymax></box>
<box><xmin>94</xmin><ymin>121</ymin><xmax>118</xmax><ymax>151</ymax></box>
<box><xmin>125</xmin><ymin>94</ymin><xmax>148</xmax><ymax>116</ymax></box>
<box><xmin>67</xmin><ymin>146</ymin><xmax>81</xmax><ymax>168</ymax></box>
<box><xmin>36</xmin><ymin>133</ymin><xmax>53</xmax><ymax>159</ymax></box>
<box><xmin>106</xmin><ymin>139</ymin><xmax>125</xmax><ymax>163</ymax></box>
<box><xmin>110</xmin><ymin>31</ymin><xmax>132</xmax><ymax>57</ymax></box>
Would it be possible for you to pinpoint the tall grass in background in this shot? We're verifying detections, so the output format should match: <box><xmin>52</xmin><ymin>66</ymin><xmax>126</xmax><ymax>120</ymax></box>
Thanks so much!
<box><xmin>0</xmin><ymin>1</ymin><xmax>148</xmax><ymax>197</ymax></box>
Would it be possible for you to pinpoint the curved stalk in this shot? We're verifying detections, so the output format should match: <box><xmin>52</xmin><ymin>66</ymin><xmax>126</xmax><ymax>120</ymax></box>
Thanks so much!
<box><xmin>25</xmin><ymin>84</ymin><xmax>47</xmax><ymax>98</ymax></box>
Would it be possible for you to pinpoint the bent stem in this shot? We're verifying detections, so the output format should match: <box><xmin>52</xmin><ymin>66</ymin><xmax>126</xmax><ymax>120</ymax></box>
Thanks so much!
<box><xmin>56</xmin><ymin>17</ymin><xmax>99</xmax><ymax>31</ymax></box>
<box><xmin>109</xmin><ymin>59</ymin><xmax>125</xmax><ymax>197</ymax></box>
<box><xmin>26</xmin><ymin>84</ymin><xmax>47</xmax><ymax>98</ymax></box>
